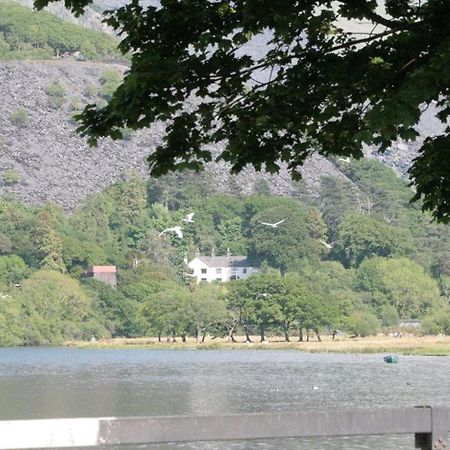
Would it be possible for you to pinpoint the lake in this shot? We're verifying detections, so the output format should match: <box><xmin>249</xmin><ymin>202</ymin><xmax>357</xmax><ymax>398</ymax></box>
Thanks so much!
<box><xmin>0</xmin><ymin>348</ymin><xmax>449</xmax><ymax>449</ymax></box>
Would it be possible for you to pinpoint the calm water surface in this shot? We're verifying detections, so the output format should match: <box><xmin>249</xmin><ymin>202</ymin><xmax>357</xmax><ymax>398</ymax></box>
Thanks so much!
<box><xmin>0</xmin><ymin>348</ymin><xmax>449</xmax><ymax>449</ymax></box>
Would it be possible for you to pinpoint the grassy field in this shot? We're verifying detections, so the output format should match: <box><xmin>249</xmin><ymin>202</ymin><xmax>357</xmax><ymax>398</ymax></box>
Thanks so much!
<box><xmin>65</xmin><ymin>334</ymin><xmax>450</xmax><ymax>355</ymax></box>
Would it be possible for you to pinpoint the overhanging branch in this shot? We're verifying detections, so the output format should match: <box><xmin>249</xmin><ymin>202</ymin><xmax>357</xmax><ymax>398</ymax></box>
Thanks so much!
<box><xmin>339</xmin><ymin>0</ymin><xmax>408</xmax><ymax>29</ymax></box>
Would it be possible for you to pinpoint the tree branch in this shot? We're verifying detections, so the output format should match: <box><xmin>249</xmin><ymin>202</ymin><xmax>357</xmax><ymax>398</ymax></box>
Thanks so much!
<box><xmin>326</xmin><ymin>28</ymin><xmax>397</xmax><ymax>53</ymax></box>
<box><xmin>339</xmin><ymin>1</ymin><xmax>407</xmax><ymax>29</ymax></box>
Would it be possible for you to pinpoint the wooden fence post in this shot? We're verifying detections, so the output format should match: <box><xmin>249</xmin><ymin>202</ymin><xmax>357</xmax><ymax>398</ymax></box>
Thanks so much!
<box><xmin>415</xmin><ymin>406</ymin><xmax>450</xmax><ymax>450</ymax></box>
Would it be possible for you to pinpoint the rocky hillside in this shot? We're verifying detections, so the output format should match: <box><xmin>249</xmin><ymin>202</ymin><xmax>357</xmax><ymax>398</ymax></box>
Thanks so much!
<box><xmin>0</xmin><ymin>60</ymin><xmax>360</xmax><ymax>209</ymax></box>
<box><xmin>0</xmin><ymin>59</ymin><xmax>436</xmax><ymax>210</ymax></box>
<box><xmin>0</xmin><ymin>0</ymin><xmax>442</xmax><ymax>209</ymax></box>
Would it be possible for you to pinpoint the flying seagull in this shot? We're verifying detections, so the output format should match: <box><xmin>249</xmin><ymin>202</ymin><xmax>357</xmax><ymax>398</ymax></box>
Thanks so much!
<box><xmin>258</xmin><ymin>218</ymin><xmax>287</xmax><ymax>228</ymax></box>
<box><xmin>319</xmin><ymin>240</ymin><xmax>333</xmax><ymax>249</ymax></box>
<box><xmin>182</xmin><ymin>213</ymin><xmax>195</xmax><ymax>223</ymax></box>
<box><xmin>158</xmin><ymin>226</ymin><xmax>183</xmax><ymax>238</ymax></box>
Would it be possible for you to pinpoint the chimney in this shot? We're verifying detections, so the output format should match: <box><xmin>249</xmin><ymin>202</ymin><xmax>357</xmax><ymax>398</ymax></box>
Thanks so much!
<box><xmin>211</xmin><ymin>248</ymin><xmax>215</xmax><ymax>258</ymax></box>
<box><xmin>226</xmin><ymin>248</ymin><xmax>231</xmax><ymax>258</ymax></box>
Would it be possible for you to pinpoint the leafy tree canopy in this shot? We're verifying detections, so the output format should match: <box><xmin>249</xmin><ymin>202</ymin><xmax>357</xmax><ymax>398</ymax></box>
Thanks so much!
<box><xmin>355</xmin><ymin>257</ymin><xmax>442</xmax><ymax>318</ymax></box>
<box><xmin>0</xmin><ymin>255</ymin><xmax>29</xmax><ymax>286</ymax></box>
<box><xmin>18</xmin><ymin>270</ymin><xmax>95</xmax><ymax>344</ymax></box>
<box><xmin>332</xmin><ymin>213</ymin><xmax>411</xmax><ymax>267</ymax></box>
<box><xmin>34</xmin><ymin>0</ymin><xmax>450</xmax><ymax>221</ymax></box>
<box><xmin>249</xmin><ymin>205</ymin><xmax>317</xmax><ymax>273</ymax></box>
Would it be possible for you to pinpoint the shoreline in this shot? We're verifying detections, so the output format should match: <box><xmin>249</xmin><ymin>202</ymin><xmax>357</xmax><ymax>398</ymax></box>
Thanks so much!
<box><xmin>65</xmin><ymin>335</ymin><xmax>450</xmax><ymax>356</ymax></box>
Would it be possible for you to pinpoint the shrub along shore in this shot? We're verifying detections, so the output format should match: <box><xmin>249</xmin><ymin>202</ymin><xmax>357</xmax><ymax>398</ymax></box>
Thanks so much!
<box><xmin>65</xmin><ymin>335</ymin><xmax>450</xmax><ymax>356</ymax></box>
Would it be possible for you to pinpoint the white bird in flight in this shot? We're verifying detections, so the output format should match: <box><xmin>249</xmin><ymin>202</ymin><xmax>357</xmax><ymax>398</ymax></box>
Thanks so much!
<box><xmin>182</xmin><ymin>213</ymin><xmax>195</xmax><ymax>223</ymax></box>
<box><xmin>319</xmin><ymin>240</ymin><xmax>333</xmax><ymax>249</ymax></box>
<box><xmin>258</xmin><ymin>218</ymin><xmax>287</xmax><ymax>228</ymax></box>
<box><xmin>158</xmin><ymin>226</ymin><xmax>183</xmax><ymax>239</ymax></box>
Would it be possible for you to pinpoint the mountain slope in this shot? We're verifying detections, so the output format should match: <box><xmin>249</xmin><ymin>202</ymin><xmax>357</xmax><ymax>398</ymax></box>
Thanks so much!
<box><xmin>0</xmin><ymin>1</ymin><xmax>440</xmax><ymax>209</ymax></box>
<box><xmin>0</xmin><ymin>60</ymin><xmax>355</xmax><ymax>209</ymax></box>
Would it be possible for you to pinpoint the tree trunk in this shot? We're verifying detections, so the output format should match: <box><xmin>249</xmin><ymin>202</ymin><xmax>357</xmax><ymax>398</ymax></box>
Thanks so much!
<box><xmin>306</xmin><ymin>330</ymin><xmax>310</xmax><ymax>342</ymax></box>
<box><xmin>172</xmin><ymin>331</ymin><xmax>177</xmax><ymax>342</ymax></box>
<box><xmin>284</xmin><ymin>321</ymin><xmax>290</xmax><ymax>342</ymax></box>
<box><xmin>244</xmin><ymin>326</ymin><xmax>252</xmax><ymax>343</ymax></box>
<box><xmin>332</xmin><ymin>330</ymin><xmax>337</xmax><ymax>340</ymax></box>
<box><xmin>298</xmin><ymin>327</ymin><xmax>303</xmax><ymax>342</ymax></box>
<box><xmin>181</xmin><ymin>334</ymin><xmax>186</xmax><ymax>343</ymax></box>
<box><xmin>260</xmin><ymin>327</ymin><xmax>265</xmax><ymax>343</ymax></box>
<box><xmin>229</xmin><ymin>326</ymin><xmax>237</xmax><ymax>343</ymax></box>
<box><xmin>158</xmin><ymin>333</ymin><xmax>161</xmax><ymax>343</ymax></box>
<box><xmin>201</xmin><ymin>330</ymin><xmax>207</xmax><ymax>343</ymax></box>
<box><xmin>315</xmin><ymin>329</ymin><xmax>322</xmax><ymax>342</ymax></box>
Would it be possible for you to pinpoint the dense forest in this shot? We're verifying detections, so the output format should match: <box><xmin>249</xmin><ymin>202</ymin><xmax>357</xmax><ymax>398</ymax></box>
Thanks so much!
<box><xmin>1</xmin><ymin>158</ymin><xmax>450</xmax><ymax>345</ymax></box>
<box><xmin>0</xmin><ymin>0</ymin><xmax>121</xmax><ymax>60</ymax></box>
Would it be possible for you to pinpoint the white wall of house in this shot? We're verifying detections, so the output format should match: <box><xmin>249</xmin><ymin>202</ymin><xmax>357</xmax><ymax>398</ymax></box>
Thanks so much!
<box><xmin>187</xmin><ymin>258</ymin><xmax>258</xmax><ymax>283</ymax></box>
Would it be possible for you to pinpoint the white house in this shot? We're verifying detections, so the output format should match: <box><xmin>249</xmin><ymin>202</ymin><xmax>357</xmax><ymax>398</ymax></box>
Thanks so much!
<box><xmin>187</xmin><ymin>250</ymin><xmax>258</xmax><ymax>283</ymax></box>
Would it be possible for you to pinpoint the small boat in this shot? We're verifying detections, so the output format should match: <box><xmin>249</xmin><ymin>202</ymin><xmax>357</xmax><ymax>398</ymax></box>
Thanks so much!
<box><xmin>383</xmin><ymin>355</ymin><xmax>398</xmax><ymax>363</ymax></box>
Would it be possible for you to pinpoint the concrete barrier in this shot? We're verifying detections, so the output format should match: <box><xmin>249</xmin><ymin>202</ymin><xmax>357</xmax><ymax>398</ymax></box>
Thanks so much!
<box><xmin>0</xmin><ymin>406</ymin><xmax>448</xmax><ymax>450</ymax></box>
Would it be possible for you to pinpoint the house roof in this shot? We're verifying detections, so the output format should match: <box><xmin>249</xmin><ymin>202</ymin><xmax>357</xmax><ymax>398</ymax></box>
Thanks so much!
<box><xmin>196</xmin><ymin>256</ymin><xmax>252</xmax><ymax>268</ymax></box>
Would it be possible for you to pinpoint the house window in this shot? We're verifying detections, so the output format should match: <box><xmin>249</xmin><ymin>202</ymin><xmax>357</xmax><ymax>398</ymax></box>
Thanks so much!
<box><xmin>201</xmin><ymin>278</ymin><xmax>207</xmax><ymax>281</ymax></box>
<box><xmin>201</xmin><ymin>268</ymin><xmax>207</xmax><ymax>274</ymax></box>
<box><xmin>216</xmin><ymin>278</ymin><xmax>222</xmax><ymax>282</ymax></box>
<box><xmin>216</xmin><ymin>268</ymin><xmax>222</xmax><ymax>274</ymax></box>
<box><xmin>243</xmin><ymin>268</ymin><xmax>247</xmax><ymax>274</ymax></box>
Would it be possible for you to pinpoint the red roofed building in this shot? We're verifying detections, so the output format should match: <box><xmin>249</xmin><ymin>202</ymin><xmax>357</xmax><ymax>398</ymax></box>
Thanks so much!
<box><xmin>84</xmin><ymin>265</ymin><xmax>117</xmax><ymax>287</ymax></box>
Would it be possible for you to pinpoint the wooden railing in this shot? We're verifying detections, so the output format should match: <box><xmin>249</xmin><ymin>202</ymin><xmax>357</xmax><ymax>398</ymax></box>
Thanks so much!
<box><xmin>0</xmin><ymin>406</ymin><xmax>448</xmax><ymax>450</ymax></box>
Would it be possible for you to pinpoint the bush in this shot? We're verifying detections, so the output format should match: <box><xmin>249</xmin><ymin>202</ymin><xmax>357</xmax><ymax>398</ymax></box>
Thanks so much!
<box><xmin>46</xmin><ymin>80</ymin><xmax>66</xmax><ymax>109</ymax></box>
<box><xmin>0</xmin><ymin>295</ymin><xmax>23</xmax><ymax>346</ymax></box>
<box><xmin>421</xmin><ymin>310</ymin><xmax>450</xmax><ymax>335</ymax></box>
<box><xmin>2</xmin><ymin>169</ymin><xmax>21</xmax><ymax>186</ymax></box>
<box><xmin>380</xmin><ymin>304</ymin><xmax>400</xmax><ymax>328</ymax></box>
<box><xmin>0</xmin><ymin>34</ymin><xmax>10</xmax><ymax>54</ymax></box>
<box><xmin>345</xmin><ymin>311</ymin><xmax>380</xmax><ymax>337</ymax></box>
<box><xmin>61</xmin><ymin>321</ymin><xmax>84</xmax><ymax>340</ymax></box>
<box><xmin>69</xmin><ymin>96</ymin><xmax>83</xmax><ymax>125</ymax></box>
<box><xmin>70</xmin><ymin>96</ymin><xmax>82</xmax><ymax>112</ymax></box>
<box><xmin>0</xmin><ymin>233</ymin><xmax>12</xmax><ymax>254</ymax></box>
<box><xmin>84</xmin><ymin>83</ymin><xmax>97</xmax><ymax>98</ymax></box>
<box><xmin>99</xmin><ymin>68</ymin><xmax>121</xmax><ymax>100</ymax></box>
<box><xmin>19</xmin><ymin>270</ymin><xmax>93</xmax><ymax>344</ymax></box>
<box><xmin>0</xmin><ymin>255</ymin><xmax>29</xmax><ymax>285</ymax></box>
<box><xmin>10</xmin><ymin>109</ymin><xmax>29</xmax><ymax>126</ymax></box>
<box><xmin>80</xmin><ymin>319</ymin><xmax>111</xmax><ymax>340</ymax></box>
